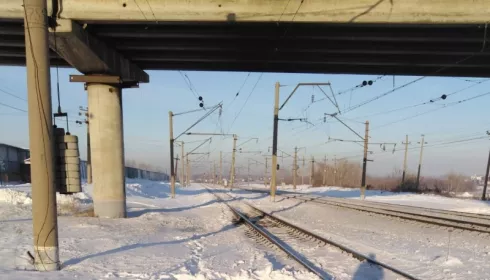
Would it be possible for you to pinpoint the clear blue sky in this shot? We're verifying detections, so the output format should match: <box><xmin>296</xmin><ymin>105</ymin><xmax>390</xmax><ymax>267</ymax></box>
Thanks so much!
<box><xmin>1</xmin><ymin>66</ymin><xmax>490</xmax><ymax>177</ymax></box>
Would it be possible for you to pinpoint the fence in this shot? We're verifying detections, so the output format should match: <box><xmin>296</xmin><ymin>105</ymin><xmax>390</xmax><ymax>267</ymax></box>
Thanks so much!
<box><xmin>79</xmin><ymin>160</ymin><xmax>168</xmax><ymax>182</ymax></box>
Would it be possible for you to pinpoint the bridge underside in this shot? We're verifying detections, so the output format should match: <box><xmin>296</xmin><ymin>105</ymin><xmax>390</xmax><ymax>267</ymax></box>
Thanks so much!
<box><xmin>1</xmin><ymin>20</ymin><xmax>489</xmax><ymax>77</ymax></box>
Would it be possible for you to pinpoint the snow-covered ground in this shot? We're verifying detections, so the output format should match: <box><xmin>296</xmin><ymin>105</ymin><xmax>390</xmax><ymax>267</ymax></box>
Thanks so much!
<box><xmin>2</xmin><ymin>181</ymin><xmax>490</xmax><ymax>279</ymax></box>
<box><xmin>242</xmin><ymin>183</ymin><xmax>490</xmax><ymax>215</ymax></box>
<box><xmin>0</xmin><ymin>180</ymin><xmax>316</xmax><ymax>280</ymax></box>
<box><xmin>228</xmin><ymin>187</ymin><xmax>490</xmax><ymax>280</ymax></box>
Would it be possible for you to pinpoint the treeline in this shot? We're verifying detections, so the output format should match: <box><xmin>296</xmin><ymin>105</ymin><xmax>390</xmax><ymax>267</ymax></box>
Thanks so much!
<box><xmin>279</xmin><ymin>159</ymin><xmax>475</xmax><ymax>196</ymax></box>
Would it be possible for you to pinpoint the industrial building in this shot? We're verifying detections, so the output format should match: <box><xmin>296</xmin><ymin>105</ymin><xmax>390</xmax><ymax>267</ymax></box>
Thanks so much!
<box><xmin>0</xmin><ymin>142</ymin><xmax>168</xmax><ymax>184</ymax></box>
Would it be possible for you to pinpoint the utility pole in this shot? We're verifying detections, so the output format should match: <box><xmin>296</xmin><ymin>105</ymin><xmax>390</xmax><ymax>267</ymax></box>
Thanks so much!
<box><xmin>271</xmin><ymin>82</ymin><xmax>280</xmax><ymax>200</ymax></box>
<box><xmin>181</xmin><ymin>142</ymin><xmax>185</xmax><ymax>187</ymax></box>
<box><xmin>213</xmin><ymin>161</ymin><xmax>216</xmax><ymax>184</ymax></box>
<box><xmin>416</xmin><ymin>135</ymin><xmax>427</xmax><ymax>189</ymax></box>
<box><xmin>293</xmin><ymin>147</ymin><xmax>298</xmax><ymax>189</ymax></box>
<box><xmin>219</xmin><ymin>151</ymin><xmax>223</xmax><ymax>185</ymax></box>
<box><xmin>402</xmin><ymin>135</ymin><xmax>410</xmax><ymax>184</ymax></box>
<box><xmin>302</xmin><ymin>155</ymin><xmax>305</xmax><ymax>185</ymax></box>
<box><xmin>323</xmin><ymin>155</ymin><xmax>327</xmax><ymax>186</ymax></box>
<box><xmin>230</xmin><ymin>134</ymin><xmax>237</xmax><ymax>189</ymax></box>
<box><xmin>78</xmin><ymin>106</ymin><xmax>92</xmax><ymax>184</ymax></box>
<box><xmin>334</xmin><ymin>155</ymin><xmax>337</xmax><ymax>186</ymax></box>
<box><xmin>361</xmin><ymin>121</ymin><xmax>369</xmax><ymax>200</ymax></box>
<box><xmin>264</xmin><ymin>157</ymin><xmax>268</xmax><ymax>186</ymax></box>
<box><xmin>168</xmin><ymin>111</ymin><xmax>175</xmax><ymax>198</ymax></box>
<box><xmin>186</xmin><ymin>156</ymin><xmax>190</xmax><ymax>186</ymax></box>
<box><xmin>25</xmin><ymin>0</ymin><xmax>59</xmax><ymax>270</ymax></box>
<box><xmin>482</xmin><ymin>150</ymin><xmax>490</xmax><ymax>201</ymax></box>
<box><xmin>310</xmin><ymin>156</ymin><xmax>315</xmax><ymax>186</ymax></box>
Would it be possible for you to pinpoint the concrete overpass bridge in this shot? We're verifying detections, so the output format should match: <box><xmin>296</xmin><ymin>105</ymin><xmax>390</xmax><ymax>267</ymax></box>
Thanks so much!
<box><xmin>2</xmin><ymin>0</ymin><xmax>489</xmax><ymax>271</ymax></box>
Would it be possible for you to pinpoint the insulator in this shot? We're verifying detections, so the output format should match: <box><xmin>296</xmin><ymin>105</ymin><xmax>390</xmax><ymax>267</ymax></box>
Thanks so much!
<box><xmin>368</xmin><ymin>80</ymin><xmax>373</xmax><ymax>85</ymax></box>
<box><xmin>198</xmin><ymin>96</ymin><xmax>203</xmax><ymax>101</ymax></box>
<box><xmin>362</xmin><ymin>81</ymin><xmax>368</xmax><ymax>86</ymax></box>
<box><xmin>323</xmin><ymin>116</ymin><xmax>326</xmax><ymax>123</ymax></box>
<box><xmin>199</xmin><ymin>103</ymin><xmax>204</xmax><ymax>108</ymax></box>
<box><xmin>311</xmin><ymin>95</ymin><xmax>315</xmax><ymax>103</ymax></box>
<box><xmin>441</xmin><ymin>94</ymin><xmax>447</xmax><ymax>100</ymax></box>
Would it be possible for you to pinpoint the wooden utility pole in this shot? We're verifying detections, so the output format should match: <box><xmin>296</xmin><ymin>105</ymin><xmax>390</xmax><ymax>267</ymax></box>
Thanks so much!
<box><xmin>219</xmin><ymin>151</ymin><xmax>223</xmax><ymax>186</ymax></box>
<box><xmin>361</xmin><ymin>121</ymin><xmax>369</xmax><ymax>199</ymax></box>
<box><xmin>168</xmin><ymin>111</ymin><xmax>175</xmax><ymax>198</ymax></box>
<box><xmin>416</xmin><ymin>135</ymin><xmax>426</xmax><ymax>189</ymax></box>
<box><xmin>25</xmin><ymin>0</ymin><xmax>59</xmax><ymax>270</ymax></box>
<box><xmin>271</xmin><ymin>82</ymin><xmax>280</xmax><ymax>200</ymax></box>
<box><xmin>482</xmin><ymin>150</ymin><xmax>490</xmax><ymax>201</ymax></box>
<box><xmin>402</xmin><ymin>135</ymin><xmax>410</xmax><ymax>184</ymax></box>
<box><xmin>323</xmin><ymin>155</ymin><xmax>327</xmax><ymax>186</ymax></box>
<box><xmin>293</xmin><ymin>147</ymin><xmax>298</xmax><ymax>189</ymax></box>
<box><xmin>230</xmin><ymin>134</ymin><xmax>237</xmax><ymax>189</ymax></box>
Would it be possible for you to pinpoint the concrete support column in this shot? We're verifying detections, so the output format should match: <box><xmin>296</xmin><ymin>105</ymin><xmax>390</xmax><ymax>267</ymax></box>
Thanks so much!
<box><xmin>87</xmin><ymin>83</ymin><xmax>126</xmax><ymax>218</ymax></box>
<box><xmin>24</xmin><ymin>0</ymin><xmax>59</xmax><ymax>271</ymax></box>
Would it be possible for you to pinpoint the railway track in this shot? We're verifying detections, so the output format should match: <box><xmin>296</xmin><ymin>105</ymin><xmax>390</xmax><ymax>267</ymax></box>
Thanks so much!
<box><xmin>238</xmin><ymin>187</ymin><xmax>490</xmax><ymax>234</ymax></box>
<box><xmin>204</xmin><ymin>185</ymin><xmax>420</xmax><ymax>280</ymax></box>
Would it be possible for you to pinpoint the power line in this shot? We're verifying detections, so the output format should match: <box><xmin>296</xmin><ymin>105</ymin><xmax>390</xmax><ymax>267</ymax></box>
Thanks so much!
<box><xmin>342</xmin><ymin>26</ymin><xmax>489</xmax><ymax>115</ymax></box>
<box><xmin>227</xmin><ymin>73</ymin><xmax>264</xmax><ymax>133</ymax></box>
<box><xmin>371</xmin><ymin>90</ymin><xmax>490</xmax><ymax>130</ymax></box>
<box><xmin>0</xmin><ymin>101</ymin><xmax>27</xmax><ymax>112</ymax></box>
<box><xmin>0</xmin><ymin>87</ymin><xmax>27</xmax><ymax>101</ymax></box>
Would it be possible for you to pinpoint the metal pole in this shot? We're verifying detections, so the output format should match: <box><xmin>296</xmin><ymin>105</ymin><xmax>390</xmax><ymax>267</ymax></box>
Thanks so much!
<box><xmin>219</xmin><ymin>151</ymin><xmax>222</xmax><ymax>185</ymax></box>
<box><xmin>230</xmin><ymin>134</ymin><xmax>237</xmax><ymax>189</ymax></box>
<box><xmin>416</xmin><ymin>135</ymin><xmax>425</xmax><ymax>189</ymax></box>
<box><xmin>169</xmin><ymin>111</ymin><xmax>175</xmax><ymax>198</ymax></box>
<box><xmin>482</xmin><ymin>149</ymin><xmax>490</xmax><ymax>201</ymax></box>
<box><xmin>402</xmin><ymin>134</ymin><xmax>409</xmax><ymax>184</ymax></box>
<box><xmin>86</xmin><ymin>118</ymin><xmax>92</xmax><ymax>184</ymax></box>
<box><xmin>361</xmin><ymin>121</ymin><xmax>369</xmax><ymax>199</ymax></box>
<box><xmin>271</xmin><ymin>82</ymin><xmax>280</xmax><ymax>200</ymax></box>
<box><xmin>293</xmin><ymin>147</ymin><xmax>297</xmax><ymax>189</ymax></box>
<box><xmin>24</xmin><ymin>0</ymin><xmax>59</xmax><ymax>270</ymax></box>
<box><xmin>181</xmin><ymin>142</ymin><xmax>185</xmax><ymax>186</ymax></box>
<box><xmin>323</xmin><ymin>155</ymin><xmax>327</xmax><ymax>186</ymax></box>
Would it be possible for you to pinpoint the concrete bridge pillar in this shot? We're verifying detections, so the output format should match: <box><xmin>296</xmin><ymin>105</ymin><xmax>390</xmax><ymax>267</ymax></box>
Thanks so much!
<box><xmin>86</xmin><ymin>81</ymin><xmax>126</xmax><ymax>218</ymax></box>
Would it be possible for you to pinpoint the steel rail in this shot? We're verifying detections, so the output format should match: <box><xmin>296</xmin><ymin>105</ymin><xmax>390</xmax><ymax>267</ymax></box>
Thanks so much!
<box><xmin>238</xmin><ymin>187</ymin><xmax>490</xmax><ymax>234</ymax></box>
<box><xmin>205</xmin><ymin>185</ymin><xmax>420</xmax><ymax>280</ymax></box>
<box><xmin>204</xmin><ymin>187</ymin><xmax>329</xmax><ymax>279</ymax></box>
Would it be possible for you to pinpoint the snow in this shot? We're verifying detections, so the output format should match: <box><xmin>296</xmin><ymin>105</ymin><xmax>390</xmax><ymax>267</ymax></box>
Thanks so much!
<box><xmin>244</xmin><ymin>183</ymin><xmax>490</xmax><ymax>214</ymax></box>
<box><xmin>228</xmin><ymin>187</ymin><xmax>490</xmax><ymax>280</ymax></box>
<box><xmin>0</xmin><ymin>180</ymin><xmax>317</xmax><ymax>280</ymax></box>
<box><xmin>3</xmin><ymin>180</ymin><xmax>490</xmax><ymax>279</ymax></box>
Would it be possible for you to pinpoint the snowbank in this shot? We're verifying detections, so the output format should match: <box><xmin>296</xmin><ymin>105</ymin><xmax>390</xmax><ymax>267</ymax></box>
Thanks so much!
<box><xmin>0</xmin><ymin>189</ymin><xmax>32</xmax><ymax>205</ymax></box>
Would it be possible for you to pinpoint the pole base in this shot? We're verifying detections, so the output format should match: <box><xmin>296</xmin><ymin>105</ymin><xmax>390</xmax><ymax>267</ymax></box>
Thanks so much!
<box><xmin>94</xmin><ymin>199</ymin><xmax>126</xmax><ymax>218</ymax></box>
<box><xmin>34</xmin><ymin>246</ymin><xmax>60</xmax><ymax>271</ymax></box>
<box><xmin>360</xmin><ymin>186</ymin><xmax>366</xmax><ymax>200</ymax></box>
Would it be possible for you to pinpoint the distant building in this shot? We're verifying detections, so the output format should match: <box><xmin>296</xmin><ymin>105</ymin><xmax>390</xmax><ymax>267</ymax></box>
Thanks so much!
<box><xmin>0</xmin><ymin>143</ymin><xmax>31</xmax><ymax>183</ymax></box>
<box><xmin>1</xmin><ymin>142</ymin><xmax>168</xmax><ymax>184</ymax></box>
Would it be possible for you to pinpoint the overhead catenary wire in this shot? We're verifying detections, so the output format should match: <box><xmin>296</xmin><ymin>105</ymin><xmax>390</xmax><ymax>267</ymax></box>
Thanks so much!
<box><xmin>371</xmin><ymin>90</ymin><xmax>490</xmax><ymax>130</ymax></box>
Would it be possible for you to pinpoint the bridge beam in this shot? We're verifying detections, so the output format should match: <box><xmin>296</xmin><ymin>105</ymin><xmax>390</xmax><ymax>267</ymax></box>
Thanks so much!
<box><xmin>48</xmin><ymin>19</ymin><xmax>148</xmax><ymax>83</ymax></box>
<box><xmin>1</xmin><ymin>0</ymin><xmax>490</xmax><ymax>24</ymax></box>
